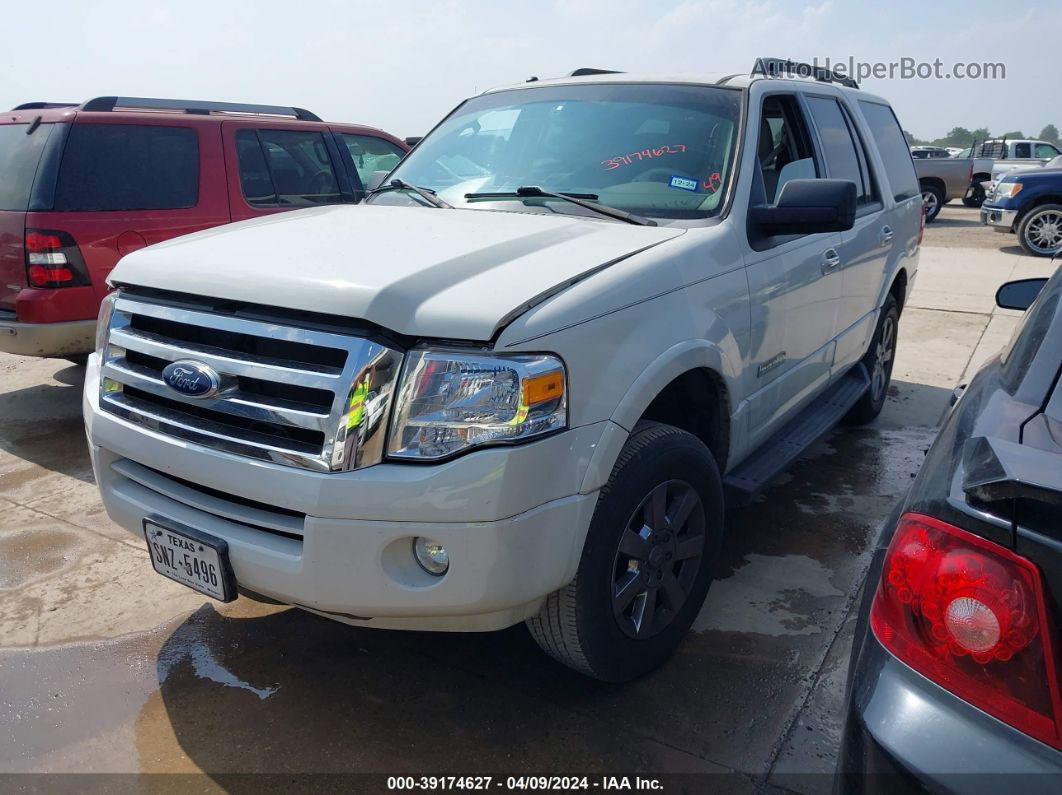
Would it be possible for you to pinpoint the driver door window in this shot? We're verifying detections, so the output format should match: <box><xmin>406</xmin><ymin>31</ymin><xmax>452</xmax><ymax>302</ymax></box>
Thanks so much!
<box><xmin>757</xmin><ymin>95</ymin><xmax>818</xmax><ymax>203</ymax></box>
<box><xmin>236</xmin><ymin>129</ymin><xmax>343</xmax><ymax>207</ymax></box>
<box><xmin>1035</xmin><ymin>143</ymin><xmax>1060</xmax><ymax>158</ymax></box>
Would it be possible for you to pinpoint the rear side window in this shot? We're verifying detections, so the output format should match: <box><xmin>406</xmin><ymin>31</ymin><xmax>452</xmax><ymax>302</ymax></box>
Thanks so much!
<box><xmin>340</xmin><ymin>134</ymin><xmax>405</xmax><ymax>188</ymax></box>
<box><xmin>236</xmin><ymin>129</ymin><xmax>342</xmax><ymax>207</ymax></box>
<box><xmin>54</xmin><ymin>124</ymin><xmax>198</xmax><ymax>211</ymax></box>
<box><xmin>805</xmin><ymin>96</ymin><xmax>876</xmax><ymax>206</ymax></box>
<box><xmin>1014</xmin><ymin>143</ymin><xmax>1031</xmax><ymax>158</ymax></box>
<box><xmin>0</xmin><ymin>123</ymin><xmax>55</xmax><ymax>210</ymax></box>
<box><xmin>858</xmin><ymin>102</ymin><xmax>919</xmax><ymax>203</ymax></box>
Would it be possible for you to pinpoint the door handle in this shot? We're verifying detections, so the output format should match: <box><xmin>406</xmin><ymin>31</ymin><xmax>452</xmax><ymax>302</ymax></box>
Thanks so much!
<box><xmin>822</xmin><ymin>248</ymin><xmax>841</xmax><ymax>274</ymax></box>
<box><xmin>880</xmin><ymin>225</ymin><xmax>894</xmax><ymax>246</ymax></box>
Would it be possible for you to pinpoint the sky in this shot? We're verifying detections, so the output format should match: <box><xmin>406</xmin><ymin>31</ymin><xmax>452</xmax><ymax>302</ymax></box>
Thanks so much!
<box><xmin>3</xmin><ymin>0</ymin><xmax>1059</xmax><ymax>141</ymax></box>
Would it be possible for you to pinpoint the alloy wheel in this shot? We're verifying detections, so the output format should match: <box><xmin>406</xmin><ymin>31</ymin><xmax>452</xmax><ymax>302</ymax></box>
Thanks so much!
<box><xmin>922</xmin><ymin>190</ymin><xmax>939</xmax><ymax>219</ymax></box>
<box><xmin>871</xmin><ymin>313</ymin><xmax>896</xmax><ymax>402</ymax></box>
<box><xmin>611</xmin><ymin>480</ymin><xmax>706</xmax><ymax>639</ymax></box>
<box><xmin>1024</xmin><ymin>210</ymin><xmax>1062</xmax><ymax>255</ymax></box>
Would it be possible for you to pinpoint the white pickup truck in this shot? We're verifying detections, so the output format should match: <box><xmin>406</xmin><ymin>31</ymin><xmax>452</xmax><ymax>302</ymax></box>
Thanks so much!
<box><xmin>84</xmin><ymin>67</ymin><xmax>921</xmax><ymax>681</ymax></box>
<box><xmin>984</xmin><ymin>139</ymin><xmax>1062</xmax><ymax>189</ymax></box>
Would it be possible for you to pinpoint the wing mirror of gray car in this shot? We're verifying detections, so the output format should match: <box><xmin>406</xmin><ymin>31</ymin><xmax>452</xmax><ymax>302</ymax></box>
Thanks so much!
<box><xmin>752</xmin><ymin>179</ymin><xmax>857</xmax><ymax>235</ymax></box>
<box><xmin>365</xmin><ymin>170</ymin><xmax>390</xmax><ymax>193</ymax></box>
<box><xmin>996</xmin><ymin>278</ymin><xmax>1048</xmax><ymax>311</ymax></box>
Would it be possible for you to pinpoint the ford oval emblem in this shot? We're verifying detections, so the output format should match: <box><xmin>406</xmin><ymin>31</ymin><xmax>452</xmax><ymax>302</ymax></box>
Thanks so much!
<box><xmin>161</xmin><ymin>360</ymin><xmax>221</xmax><ymax>399</ymax></box>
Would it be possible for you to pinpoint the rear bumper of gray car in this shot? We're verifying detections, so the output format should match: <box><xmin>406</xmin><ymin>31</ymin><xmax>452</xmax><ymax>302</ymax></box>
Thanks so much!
<box><xmin>837</xmin><ymin>534</ymin><xmax>1062</xmax><ymax>794</ymax></box>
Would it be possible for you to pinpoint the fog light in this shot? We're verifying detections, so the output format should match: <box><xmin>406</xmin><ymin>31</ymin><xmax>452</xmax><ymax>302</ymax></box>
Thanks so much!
<box><xmin>413</xmin><ymin>537</ymin><xmax>449</xmax><ymax>576</ymax></box>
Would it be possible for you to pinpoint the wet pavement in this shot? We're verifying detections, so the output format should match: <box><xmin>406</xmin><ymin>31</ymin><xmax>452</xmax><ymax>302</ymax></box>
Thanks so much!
<box><xmin>1</xmin><ymin>215</ymin><xmax>1057</xmax><ymax>791</ymax></box>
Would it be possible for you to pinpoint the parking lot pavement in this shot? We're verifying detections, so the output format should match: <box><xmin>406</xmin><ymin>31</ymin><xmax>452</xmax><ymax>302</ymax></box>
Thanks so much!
<box><xmin>1</xmin><ymin>205</ymin><xmax>1057</xmax><ymax>788</ymax></box>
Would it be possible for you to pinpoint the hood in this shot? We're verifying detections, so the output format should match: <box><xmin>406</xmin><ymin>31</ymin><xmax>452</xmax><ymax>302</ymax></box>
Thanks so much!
<box><xmin>110</xmin><ymin>204</ymin><xmax>684</xmax><ymax>340</ymax></box>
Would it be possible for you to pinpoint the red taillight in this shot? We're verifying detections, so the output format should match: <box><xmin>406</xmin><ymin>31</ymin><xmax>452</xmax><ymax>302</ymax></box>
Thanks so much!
<box><xmin>27</xmin><ymin>265</ymin><xmax>75</xmax><ymax>287</ymax></box>
<box><xmin>871</xmin><ymin>513</ymin><xmax>1061</xmax><ymax>749</ymax></box>
<box><xmin>24</xmin><ymin>228</ymin><xmax>89</xmax><ymax>289</ymax></box>
<box><xmin>25</xmin><ymin>232</ymin><xmax>64</xmax><ymax>252</ymax></box>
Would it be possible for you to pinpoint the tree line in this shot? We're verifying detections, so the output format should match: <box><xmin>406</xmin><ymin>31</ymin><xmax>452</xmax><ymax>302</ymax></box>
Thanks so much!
<box><xmin>905</xmin><ymin>124</ymin><xmax>1060</xmax><ymax>148</ymax></box>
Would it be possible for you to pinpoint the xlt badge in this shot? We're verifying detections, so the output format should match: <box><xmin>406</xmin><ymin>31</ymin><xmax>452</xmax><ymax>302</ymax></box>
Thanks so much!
<box><xmin>757</xmin><ymin>352</ymin><xmax>786</xmax><ymax>378</ymax></box>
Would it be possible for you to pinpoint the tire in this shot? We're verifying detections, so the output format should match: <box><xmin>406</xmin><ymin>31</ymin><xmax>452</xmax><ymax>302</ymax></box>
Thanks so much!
<box><xmin>846</xmin><ymin>294</ymin><xmax>899</xmax><ymax>425</ymax></box>
<box><xmin>962</xmin><ymin>184</ymin><xmax>986</xmax><ymax>208</ymax></box>
<box><xmin>527</xmin><ymin>421</ymin><xmax>724</xmax><ymax>682</ymax></box>
<box><xmin>921</xmin><ymin>183</ymin><xmax>944</xmax><ymax>223</ymax></box>
<box><xmin>1017</xmin><ymin>204</ymin><xmax>1062</xmax><ymax>257</ymax></box>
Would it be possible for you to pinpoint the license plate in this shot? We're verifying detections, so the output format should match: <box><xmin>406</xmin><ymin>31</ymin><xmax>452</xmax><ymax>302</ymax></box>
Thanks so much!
<box><xmin>143</xmin><ymin>518</ymin><xmax>236</xmax><ymax>602</ymax></box>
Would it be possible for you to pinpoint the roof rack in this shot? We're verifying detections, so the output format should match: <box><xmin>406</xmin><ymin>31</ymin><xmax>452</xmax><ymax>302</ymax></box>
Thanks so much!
<box><xmin>751</xmin><ymin>57</ymin><xmax>859</xmax><ymax>89</ymax></box>
<box><xmin>11</xmin><ymin>102</ymin><xmax>78</xmax><ymax>110</ymax></box>
<box><xmin>568</xmin><ymin>68</ymin><xmax>623</xmax><ymax>77</ymax></box>
<box><xmin>79</xmin><ymin>96</ymin><xmax>322</xmax><ymax>121</ymax></box>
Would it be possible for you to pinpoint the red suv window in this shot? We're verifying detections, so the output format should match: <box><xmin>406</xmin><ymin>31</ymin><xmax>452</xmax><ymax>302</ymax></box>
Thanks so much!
<box><xmin>235</xmin><ymin>128</ymin><xmax>345</xmax><ymax>207</ymax></box>
<box><xmin>53</xmin><ymin>124</ymin><xmax>199</xmax><ymax>211</ymax></box>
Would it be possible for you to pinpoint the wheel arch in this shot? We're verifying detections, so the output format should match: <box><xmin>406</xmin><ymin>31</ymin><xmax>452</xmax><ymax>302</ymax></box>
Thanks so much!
<box><xmin>581</xmin><ymin>342</ymin><xmax>736</xmax><ymax>495</ymax></box>
<box><xmin>919</xmin><ymin>176</ymin><xmax>946</xmax><ymax>193</ymax></box>
<box><xmin>888</xmin><ymin>267</ymin><xmax>908</xmax><ymax>314</ymax></box>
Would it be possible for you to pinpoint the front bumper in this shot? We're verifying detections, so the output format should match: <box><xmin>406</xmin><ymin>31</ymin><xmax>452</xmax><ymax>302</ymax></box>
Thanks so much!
<box><xmin>980</xmin><ymin>205</ymin><xmax>1018</xmax><ymax>232</ymax></box>
<box><xmin>84</xmin><ymin>355</ymin><xmax>606</xmax><ymax>632</ymax></box>
<box><xmin>0</xmin><ymin>315</ymin><xmax>95</xmax><ymax>357</ymax></box>
<box><xmin>838</xmin><ymin>533</ymin><xmax>1062</xmax><ymax>793</ymax></box>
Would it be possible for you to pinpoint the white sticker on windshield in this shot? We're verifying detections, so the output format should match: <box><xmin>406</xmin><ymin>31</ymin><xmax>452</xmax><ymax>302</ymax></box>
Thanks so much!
<box><xmin>669</xmin><ymin>176</ymin><xmax>698</xmax><ymax>192</ymax></box>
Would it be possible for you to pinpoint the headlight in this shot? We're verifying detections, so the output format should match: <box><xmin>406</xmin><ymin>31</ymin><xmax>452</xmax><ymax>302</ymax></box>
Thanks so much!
<box><xmin>995</xmin><ymin>181</ymin><xmax>1023</xmax><ymax>199</ymax></box>
<box><xmin>95</xmin><ymin>292</ymin><xmax>118</xmax><ymax>356</ymax></box>
<box><xmin>387</xmin><ymin>350</ymin><xmax>567</xmax><ymax>460</ymax></box>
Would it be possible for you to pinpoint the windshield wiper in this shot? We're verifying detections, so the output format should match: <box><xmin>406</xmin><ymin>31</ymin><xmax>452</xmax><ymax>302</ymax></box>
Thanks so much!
<box><xmin>369</xmin><ymin>179</ymin><xmax>452</xmax><ymax>208</ymax></box>
<box><xmin>464</xmin><ymin>186</ymin><xmax>657</xmax><ymax>226</ymax></box>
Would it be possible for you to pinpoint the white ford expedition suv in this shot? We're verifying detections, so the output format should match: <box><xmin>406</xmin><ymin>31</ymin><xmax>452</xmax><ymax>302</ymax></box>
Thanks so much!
<box><xmin>84</xmin><ymin>66</ymin><xmax>922</xmax><ymax>681</ymax></box>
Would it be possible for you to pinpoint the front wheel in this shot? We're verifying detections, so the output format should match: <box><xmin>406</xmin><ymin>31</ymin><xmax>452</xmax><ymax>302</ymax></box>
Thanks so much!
<box><xmin>1017</xmin><ymin>204</ymin><xmax>1062</xmax><ymax>257</ymax></box>
<box><xmin>527</xmin><ymin>421</ymin><xmax>723</xmax><ymax>681</ymax></box>
<box><xmin>963</xmin><ymin>184</ymin><xmax>986</xmax><ymax>208</ymax></box>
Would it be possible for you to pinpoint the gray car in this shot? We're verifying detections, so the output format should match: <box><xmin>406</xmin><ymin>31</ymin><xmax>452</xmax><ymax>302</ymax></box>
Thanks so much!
<box><xmin>837</xmin><ymin>265</ymin><xmax>1062</xmax><ymax>792</ymax></box>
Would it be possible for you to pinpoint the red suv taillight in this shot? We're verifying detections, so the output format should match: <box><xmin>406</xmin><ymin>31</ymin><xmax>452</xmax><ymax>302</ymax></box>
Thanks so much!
<box><xmin>25</xmin><ymin>228</ymin><xmax>90</xmax><ymax>288</ymax></box>
<box><xmin>871</xmin><ymin>513</ymin><xmax>1062</xmax><ymax>749</ymax></box>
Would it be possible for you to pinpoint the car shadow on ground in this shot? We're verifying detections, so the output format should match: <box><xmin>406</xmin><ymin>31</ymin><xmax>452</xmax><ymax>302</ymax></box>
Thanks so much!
<box><xmin>146</xmin><ymin>398</ymin><xmax>946</xmax><ymax>786</ymax></box>
<box><xmin>927</xmin><ymin>214</ymin><xmax>980</xmax><ymax>228</ymax></box>
<box><xmin>0</xmin><ymin>364</ymin><xmax>93</xmax><ymax>484</ymax></box>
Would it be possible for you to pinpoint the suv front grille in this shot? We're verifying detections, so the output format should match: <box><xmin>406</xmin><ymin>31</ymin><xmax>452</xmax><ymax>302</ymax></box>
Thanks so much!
<box><xmin>99</xmin><ymin>294</ymin><xmax>404</xmax><ymax>472</ymax></box>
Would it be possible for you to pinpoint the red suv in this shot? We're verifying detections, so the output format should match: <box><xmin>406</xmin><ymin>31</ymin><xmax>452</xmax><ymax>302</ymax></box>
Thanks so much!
<box><xmin>0</xmin><ymin>96</ymin><xmax>408</xmax><ymax>360</ymax></box>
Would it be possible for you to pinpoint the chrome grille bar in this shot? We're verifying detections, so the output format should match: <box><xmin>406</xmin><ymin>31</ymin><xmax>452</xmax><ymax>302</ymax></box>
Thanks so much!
<box><xmin>101</xmin><ymin>358</ymin><xmax>330</xmax><ymax>432</ymax></box>
<box><xmin>99</xmin><ymin>293</ymin><xmax>404</xmax><ymax>472</ymax></box>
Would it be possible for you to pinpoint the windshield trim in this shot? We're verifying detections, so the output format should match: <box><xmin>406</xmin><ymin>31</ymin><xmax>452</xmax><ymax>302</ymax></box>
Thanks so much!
<box><xmin>369</xmin><ymin>82</ymin><xmax>748</xmax><ymax>229</ymax></box>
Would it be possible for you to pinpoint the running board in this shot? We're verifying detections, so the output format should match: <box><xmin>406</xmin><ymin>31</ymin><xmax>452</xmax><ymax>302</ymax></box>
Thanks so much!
<box><xmin>724</xmin><ymin>364</ymin><xmax>870</xmax><ymax>498</ymax></box>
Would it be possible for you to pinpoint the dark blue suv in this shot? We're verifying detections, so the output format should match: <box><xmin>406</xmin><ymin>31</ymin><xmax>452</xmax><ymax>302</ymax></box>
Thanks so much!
<box><xmin>981</xmin><ymin>164</ymin><xmax>1062</xmax><ymax>256</ymax></box>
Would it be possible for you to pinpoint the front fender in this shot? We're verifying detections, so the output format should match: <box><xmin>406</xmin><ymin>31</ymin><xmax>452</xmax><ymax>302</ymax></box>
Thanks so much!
<box><xmin>578</xmin><ymin>339</ymin><xmax>740</xmax><ymax>494</ymax></box>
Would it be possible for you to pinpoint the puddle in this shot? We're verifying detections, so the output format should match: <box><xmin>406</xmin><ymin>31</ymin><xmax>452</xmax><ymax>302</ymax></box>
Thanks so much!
<box><xmin>159</xmin><ymin>622</ymin><xmax>279</xmax><ymax>701</ymax></box>
<box><xmin>0</xmin><ymin>527</ymin><xmax>83</xmax><ymax>589</ymax></box>
<box><xmin>694</xmin><ymin>554</ymin><xmax>844</xmax><ymax>636</ymax></box>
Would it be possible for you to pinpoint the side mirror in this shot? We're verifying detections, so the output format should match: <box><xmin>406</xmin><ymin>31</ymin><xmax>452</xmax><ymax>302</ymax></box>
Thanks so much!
<box><xmin>403</xmin><ymin>136</ymin><xmax>422</xmax><ymax>148</ymax></box>
<box><xmin>751</xmin><ymin>179</ymin><xmax>857</xmax><ymax>235</ymax></box>
<box><xmin>996</xmin><ymin>278</ymin><xmax>1048</xmax><ymax>311</ymax></box>
<box><xmin>365</xmin><ymin>170</ymin><xmax>390</xmax><ymax>193</ymax></box>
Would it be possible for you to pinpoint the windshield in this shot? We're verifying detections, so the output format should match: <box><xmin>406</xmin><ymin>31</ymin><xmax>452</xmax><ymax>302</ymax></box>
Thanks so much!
<box><xmin>371</xmin><ymin>83</ymin><xmax>742</xmax><ymax>221</ymax></box>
